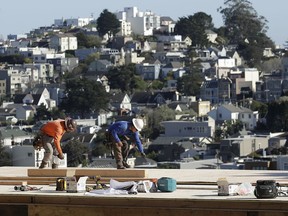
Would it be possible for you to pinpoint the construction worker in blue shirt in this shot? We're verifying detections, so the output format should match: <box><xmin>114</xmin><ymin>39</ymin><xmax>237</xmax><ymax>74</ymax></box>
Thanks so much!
<box><xmin>107</xmin><ymin>118</ymin><xmax>145</xmax><ymax>169</ymax></box>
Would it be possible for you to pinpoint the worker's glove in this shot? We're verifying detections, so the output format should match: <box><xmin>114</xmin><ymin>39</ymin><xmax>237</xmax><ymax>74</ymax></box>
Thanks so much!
<box><xmin>141</xmin><ymin>152</ymin><xmax>146</xmax><ymax>158</ymax></box>
<box><xmin>57</xmin><ymin>153</ymin><xmax>64</xmax><ymax>160</ymax></box>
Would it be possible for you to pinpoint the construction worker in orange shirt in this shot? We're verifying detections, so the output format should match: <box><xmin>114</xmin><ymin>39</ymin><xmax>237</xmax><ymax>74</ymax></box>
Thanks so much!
<box><xmin>38</xmin><ymin>117</ymin><xmax>77</xmax><ymax>169</ymax></box>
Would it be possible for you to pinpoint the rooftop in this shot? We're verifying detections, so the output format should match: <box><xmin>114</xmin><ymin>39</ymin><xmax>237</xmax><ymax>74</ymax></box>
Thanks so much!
<box><xmin>1</xmin><ymin>167</ymin><xmax>288</xmax><ymax>216</ymax></box>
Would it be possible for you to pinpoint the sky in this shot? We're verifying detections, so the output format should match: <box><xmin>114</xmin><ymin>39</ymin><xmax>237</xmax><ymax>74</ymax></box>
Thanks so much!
<box><xmin>0</xmin><ymin>0</ymin><xmax>287</xmax><ymax>46</ymax></box>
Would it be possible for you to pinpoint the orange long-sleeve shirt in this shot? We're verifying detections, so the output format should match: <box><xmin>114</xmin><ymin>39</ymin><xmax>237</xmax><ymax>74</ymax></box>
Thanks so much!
<box><xmin>40</xmin><ymin>119</ymin><xmax>66</xmax><ymax>155</ymax></box>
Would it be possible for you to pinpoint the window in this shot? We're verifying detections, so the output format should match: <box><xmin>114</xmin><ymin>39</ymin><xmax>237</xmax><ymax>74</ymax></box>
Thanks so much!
<box><xmin>28</xmin><ymin>152</ymin><xmax>32</xmax><ymax>157</ymax></box>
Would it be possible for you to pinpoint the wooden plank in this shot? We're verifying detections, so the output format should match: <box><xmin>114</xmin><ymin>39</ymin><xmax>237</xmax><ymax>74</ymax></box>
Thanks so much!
<box><xmin>0</xmin><ymin>181</ymin><xmax>53</xmax><ymax>186</ymax></box>
<box><xmin>28</xmin><ymin>168</ymin><xmax>147</xmax><ymax>178</ymax></box>
<box><xmin>28</xmin><ymin>168</ymin><xmax>76</xmax><ymax>177</ymax></box>
<box><xmin>0</xmin><ymin>176</ymin><xmax>155</xmax><ymax>186</ymax></box>
<box><xmin>75</xmin><ymin>168</ymin><xmax>147</xmax><ymax>178</ymax></box>
<box><xmin>0</xmin><ymin>176</ymin><xmax>57</xmax><ymax>181</ymax></box>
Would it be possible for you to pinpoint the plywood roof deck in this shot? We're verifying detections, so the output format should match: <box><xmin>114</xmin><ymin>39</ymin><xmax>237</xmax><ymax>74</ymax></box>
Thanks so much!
<box><xmin>1</xmin><ymin>167</ymin><xmax>288</xmax><ymax>215</ymax></box>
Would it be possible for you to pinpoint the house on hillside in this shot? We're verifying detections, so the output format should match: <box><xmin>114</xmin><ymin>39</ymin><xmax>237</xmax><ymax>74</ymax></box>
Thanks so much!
<box><xmin>205</xmin><ymin>30</ymin><xmax>218</xmax><ymax>44</ymax></box>
<box><xmin>87</xmin><ymin>59</ymin><xmax>113</xmax><ymax>75</ymax></box>
<box><xmin>208</xmin><ymin>103</ymin><xmax>258</xmax><ymax>130</ymax></box>
<box><xmin>161</xmin><ymin>61</ymin><xmax>184</xmax><ymax>78</ymax></box>
<box><xmin>219</xmin><ymin>133</ymin><xmax>270</xmax><ymax>163</ymax></box>
<box><xmin>16</xmin><ymin>105</ymin><xmax>36</xmax><ymax>121</ymax></box>
<box><xmin>167</xmin><ymin>102</ymin><xmax>191</xmax><ymax>113</ymax></box>
<box><xmin>148</xmin><ymin>137</ymin><xmax>186</xmax><ymax>161</ymax></box>
<box><xmin>9</xmin><ymin>145</ymin><xmax>67</xmax><ymax>168</ymax></box>
<box><xmin>49</xmin><ymin>34</ymin><xmax>78</xmax><ymax>52</ymax></box>
<box><xmin>159</xmin><ymin>16</ymin><xmax>175</xmax><ymax>34</ymax></box>
<box><xmin>14</xmin><ymin>87</ymin><xmax>56</xmax><ymax>110</ymax></box>
<box><xmin>0</xmin><ymin>127</ymin><xmax>33</xmax><ymax>146</ymax></box>
<box><xmin>109</xmin><ymin>92</ymin><xmax>132</xmax><ymax>116</ymax></box>
<box><xmin>136</xmin><ymin>60</ymin><xmax>161</xmax><ymax>80</ymax></box>
<box><xmin>161</xmin><ymin>117</ymin><xmax>215</xmax><ymax>138</ymax></box>
<box><xmin>130</xmin><ymin>90</ymin><xmax>180</xmax><ymax>112</ymax></box>
<box><xmin>199</xmin><ymin>79</ymin><xmax>219</xmax><ymax>105</ymax></box>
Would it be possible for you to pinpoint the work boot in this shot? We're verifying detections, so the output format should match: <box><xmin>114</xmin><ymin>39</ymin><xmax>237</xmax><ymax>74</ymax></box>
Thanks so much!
<box><xmin>123</xmin><ymin>161</ymin><xmax>131</xmax><ymax>168</ymax></box>
<box><xmin>39</xmin><ymin>161</ymin><xmax>47</xmax><ymax>169</ymax></box>
<box><xmin>116</xmin><ymin>160</ymin><xmax>125</xmax><ymax>169</ymax></box>
<box><xmin>117</xmin><ymin>165</ymin><xmax>125</xmax><ymax>169</ymax></box>
<box><xmin>52</xmin><ymin>163</ymin><xmax>58</xmax><ymax>169</ymax></box>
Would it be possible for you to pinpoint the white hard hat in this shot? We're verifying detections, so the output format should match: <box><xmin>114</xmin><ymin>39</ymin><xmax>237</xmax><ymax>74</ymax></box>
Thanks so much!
<box><xmin>132</xmin><ymin>118</ymin><xmax>144</xmax><ymax>131</ymax></box>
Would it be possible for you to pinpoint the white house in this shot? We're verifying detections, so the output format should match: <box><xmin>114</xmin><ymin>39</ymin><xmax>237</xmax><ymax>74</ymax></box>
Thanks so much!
<box><xmin>208</xmin><ymin>103</ymin><xmax>258</xmax><ymax>130</ymax></box>
<box><xmin>0</xmin><ymin>127</ymin><xmax>32</xmax><ymax>146</ymax></box>
<box><xmin>116</xmin><ymin>19</ymin><xmax>132</xmax><ymax>36</ymax></box>
<box><xmin>24</xmin><ymin>63</ymin><xmax>54</xmax><ymax>81</ymax></box>
<box><xmin>17</xmin><ymin>87</ymin><xmax>57</xmax><ymax>110</ymax></box>
<box><xmin>54</xmin><ymin>17</ymin><xmax>93</xmax><ymax>27</ymax></box>
<box><xmin>205</xmin><ymin>30</ymin><xmax>218</xmax><ymax>43</ymax></box>
<box><xmin>49</xmin><ymin>34</ymin><xmax>78</xmax><ymax>52</ymax></box>
<box><xmin>10</xmin><ymin>145</ymin><xmax>67</xmax><ymax>168</ymax></box>
<box><xmin>216</xmin><ymin>57</ymin><xmax>236</xmax><ymax>78</ymax></box>
<box><xmin>161</xmin><ymin>117</ymin><xmax>215</xmax><ymax>138</ymax></box>
<box><xmin>16</xmin><ymin>105</ymin><xmax>36</xmax><ymax>121</ymax></box>
<box><xmin>115</xmin><ymin>7</ymin><xmax>160</xmax><ymax>36</ymax></box>
<box><xmin>243</xmin><ymin>68</ymin><xmax>260</xmax><ymax>92</ymax></box>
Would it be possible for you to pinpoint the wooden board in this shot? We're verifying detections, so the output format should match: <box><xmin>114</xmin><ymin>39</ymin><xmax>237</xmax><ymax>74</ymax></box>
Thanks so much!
<box><xmin>28</xmin><ymin>169</ymin><xmax>76</xmax><ymax>177</ymax></box>
<box><xmin>75</xmin><ymin>168</ymin><xmax>147</xmax><ymax>178</ymax></box>
<box><xmin>28</xmin><ymin>168</ymin><xmax>147</xmax><ymax>178</ymax></box>
<box><xmin>0</xmin><ymin>177</ymin><xmax>154</xmax><ymax>185</ymax></box>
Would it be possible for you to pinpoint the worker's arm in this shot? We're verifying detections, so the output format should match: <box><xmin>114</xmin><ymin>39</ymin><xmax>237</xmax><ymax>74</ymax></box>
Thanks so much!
<box><xmin>133</xmin><ymin>131</ymin><xmax>144</xmax><ymax>153</ymax></box>
<box><xmin>53</xmin><ymin>127</ymin><xmax>63</xmax><ymax>156</ymax></box>
<box><xmin>110</xmin><ymin>128</ymin><xmax>123</xmax><ymax>147</ymax></box>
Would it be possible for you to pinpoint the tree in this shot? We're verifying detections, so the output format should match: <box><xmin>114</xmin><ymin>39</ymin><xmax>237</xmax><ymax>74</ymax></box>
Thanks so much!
<box><xmin>218</xmin><ymin>120</ymin><xmax>243</xmax><ymax>138</ymax></box>
<box><xmin>76</xmin><ymin>32</ymin><xmax>101</xmax><ymax>48</ymax></box>
<box><xmin>60</xmin><ymin>78</ymin><xmax>109</xmax><ymax>118</ymax></box>
<box><xmin>174</xmin><ymin>12</ymin><xmax>214</xmax><ymax>47</ymax></box>
<box><xmin>90</xmin><ymin>129</ymin><xmax>111</xmax><ymax>158</ymax></box>
<box><xmin>144</xmin><ymin>105</ymin><xmax>176</xmax><ymax>139</ymax></box>
<box><xmin>96</xmin><ymin>9</ymin><xmax>121</xmax><ymax>37</ymax></box>
<box><xmin>106</xmin><ymin>64</ymin><xmax>140</xmax><ymax>93</ymax></box>
<box><xmin>219</xmin><ymin>0</ymin><xmax>267</xmax><ymax>43</ymax></box>
<box><xmin>62</xmin><ymin>140</ymin><xmax>88</xmax><ymax>167</ymax></box>
<box><xmin>70</xmin><ymin>63</ymin><xmax>88</xmax><ymax>77</ymax></box>
<box><xmin>177</xmin><ymin>72</ymin><xmax>202</xmax><ymax>97</ymax></box>
<box><xmin>259</xmin><ymin>57</ymin><xmax>281</xmax><ymax>74</ymax></box>
<box><xmin>130</xmin><ymin>75</ymin><xmax>148</xmax><ymax>92</ymax></box>
<box><xmin>0</xmin><ymin>143</ymin><xmax>11</xmax><ymax>166</ymax></box>
<box><xmin>0</xmin><ymin>54</ymin><xmax>27</xmax><ymax>64</ymax></box>
<box><xmin>177</xmin><ymin>59</ymin><xmax>203</xmax><ymax>97</ymax></box>
<box><xmin>84</xmin><ymin>53</ymin><xmax>100</xmax><ymax>65</ymax></box>
<box><xmin>266</xmin><ymin>100</ymin><xmax>288</xmax><ymax>132</ymax></box>
<box><xmin>150</xmin><ymin>80</ymin><xmax>164</xmax><ymax>90</ymax></box>
<box><xmin>250</xmin><ymin>100</ymin><xmax>267</xmax><ymax>119</ymax></box>
<box><xmin>33</xmin><ymin>103</ymin><xmax>50</xmax><ymax>122</ymax></box>
<box><xmin>50</xmin><ymin>107</ymin><xmax>66</xmax><ymax>120</ymax></box>
<box><xmin>218</xmin><ymin>0</ymin><xmax>274</xmax><ymax>67</ymax></box>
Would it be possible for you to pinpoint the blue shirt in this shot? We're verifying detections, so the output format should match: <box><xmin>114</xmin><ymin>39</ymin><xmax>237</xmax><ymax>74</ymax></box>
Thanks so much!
<box><xmin>108</xmin><ymin>121</ymin><xmax>143</xmax><ymax>153</ymax></box>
